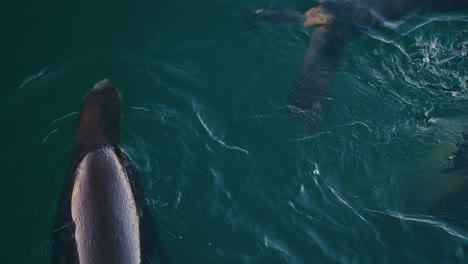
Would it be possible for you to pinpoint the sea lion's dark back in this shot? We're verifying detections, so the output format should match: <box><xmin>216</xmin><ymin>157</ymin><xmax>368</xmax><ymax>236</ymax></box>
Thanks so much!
<box><xmin>287</xmin><ymin>0</ymin><xmax>468</xmax><ymax>125</ymax></box>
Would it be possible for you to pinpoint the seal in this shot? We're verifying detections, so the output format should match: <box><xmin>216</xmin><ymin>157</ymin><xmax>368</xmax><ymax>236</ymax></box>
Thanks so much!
<box><xmin>255</xmin><ymin>1</ymin><xmax>468</xmax><ymax>125</ymax></box>
<box><xmin>51</xmin><ymin>80</ymin><xmax>169</xmax><ymax>264</ymax></box>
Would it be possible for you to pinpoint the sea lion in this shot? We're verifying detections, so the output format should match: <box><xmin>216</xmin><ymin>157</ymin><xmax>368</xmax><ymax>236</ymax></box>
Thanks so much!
<box><xmin>254</xmin><ymin>0</ymin><xmax>468</xmax><ymax>125</ymax></box>
<box><xmin>429</xmin><ymin>132</ymin><xmax>468</xmax><ymax>224</ymax></box>
<box><xmin>51</xmin><ymin>79</ymin><xmax>168</xmax><ymax>264</ymax></box>
<box><xmin>254</xmin><ymin>1</ymin><xmax>468</xmax><ymax>225</ymax></box>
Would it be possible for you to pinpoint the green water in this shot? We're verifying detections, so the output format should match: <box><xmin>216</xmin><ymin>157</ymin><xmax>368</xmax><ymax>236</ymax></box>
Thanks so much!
<box><xmin>2</xmin><ymin>0</ymin><xmax>468</xmax><ymax>263</ymax></box>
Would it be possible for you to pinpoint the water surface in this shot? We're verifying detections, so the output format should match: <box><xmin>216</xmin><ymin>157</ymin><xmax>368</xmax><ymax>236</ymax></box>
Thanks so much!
<box><xmin>1</xmin><ymin>0</ymin><xmax>468</xmax><ymax>263</ymax></box>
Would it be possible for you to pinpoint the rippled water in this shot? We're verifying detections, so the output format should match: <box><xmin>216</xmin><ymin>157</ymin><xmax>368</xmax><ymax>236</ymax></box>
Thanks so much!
<box><xmin>2</xmin><ymin>1</ymin><xmax>468</xmax><ymax>263</ymax></box>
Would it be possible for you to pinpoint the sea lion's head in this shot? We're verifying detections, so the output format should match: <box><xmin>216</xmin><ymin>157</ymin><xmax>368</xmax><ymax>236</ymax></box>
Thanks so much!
<box><xmin>76</xmin><ymin>79</ymin><xmax>122</xmax><ymax>147</ymax></box>
<box><xmin>82</xmin><ymin>79</ymin><xmax>121</xmax><ymax>117</ymax></box>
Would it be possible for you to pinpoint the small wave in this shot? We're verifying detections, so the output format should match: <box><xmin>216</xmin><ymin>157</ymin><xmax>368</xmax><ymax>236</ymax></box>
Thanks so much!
<box><xmin>196</xmin><ymin>113</ymin><xmax>249</xmax><ymax>155</ymax></box>
<box><xmin>41</xmin><ymin>128</ymin><xmax>58</xmax><ymax>144</ymax></box>
<box><xmin>368</xmin><ymin>209</ymin><xmax>468</xmax><ymax>240</ymax></box>
<box><xmin>130</xmin><ymin>106</ymin><xmax>151</xmax><ymax>112</ymax></box>
<box><xmin>49</xmin><ymin>111</ymin><xmax>79</xmax><ymax>126</ymax></box>
<box><xmin>19</xmin><ymin>67</ymin><xmax>48</xmax><ymax>89</ymax></box>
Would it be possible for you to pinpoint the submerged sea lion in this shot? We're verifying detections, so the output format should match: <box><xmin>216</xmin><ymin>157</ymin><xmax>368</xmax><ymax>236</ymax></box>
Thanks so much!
<box><xmin>51</xmin><ymin>80</ymin><xmax>168</xmax><ymax>264</ymax></box>
<box><xmin>255</xmin><ymin>0</ymin><xmax>468</xmax><ymax>125</ymax></box>
<box><xmin>254</xmin><ymin>1</ymin><xmax>468</xmax><ymax>224</ymax></box>
<box><xmin>429</xmin><ymin>132</ymin><xmax>468</xmax><ymax>224</ymax></box>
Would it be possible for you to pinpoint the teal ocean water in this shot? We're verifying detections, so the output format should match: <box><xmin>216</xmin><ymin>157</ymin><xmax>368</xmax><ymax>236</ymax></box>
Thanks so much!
<box><xmin>2</xmin><ymin>1</ymin><xmax>468</xmax><ymax>263</ymax></box>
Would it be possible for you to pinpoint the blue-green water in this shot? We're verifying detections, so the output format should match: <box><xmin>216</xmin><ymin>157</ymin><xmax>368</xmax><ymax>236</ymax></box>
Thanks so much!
<box><xmin>1</xmin><ymin>1</ymin><xmax>468</xmax><ymax>263</ymax></box>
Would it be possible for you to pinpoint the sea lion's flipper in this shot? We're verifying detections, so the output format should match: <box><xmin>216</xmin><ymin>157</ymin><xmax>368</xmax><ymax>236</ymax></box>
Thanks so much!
<box><xmin>246</xmin><ymin>5</ymin><xmax>315</xmax><ymax>30</ymax></box>
<box><xmin>304</xmin><ymin>6</ymin><xmax>332</xmax><ymax>27</ymax></box>
<box><xmin>51</xmin><ymin>218</ymin><xmax>78</xmax><ymax>264</ymax></box>
<box><xmin>249</xmin><ymin>5</ymin><xmax>331</xmax><ymax>26</ymax></box>
<box><xmin>250</xmin><ymin>6</ymin><xmax>308</xmax><ymax>24</ymax></box>
<box><xmin>115</xmin><ymin>147</ymin><xmax>170</xmax><ymax>264</ymax></box>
